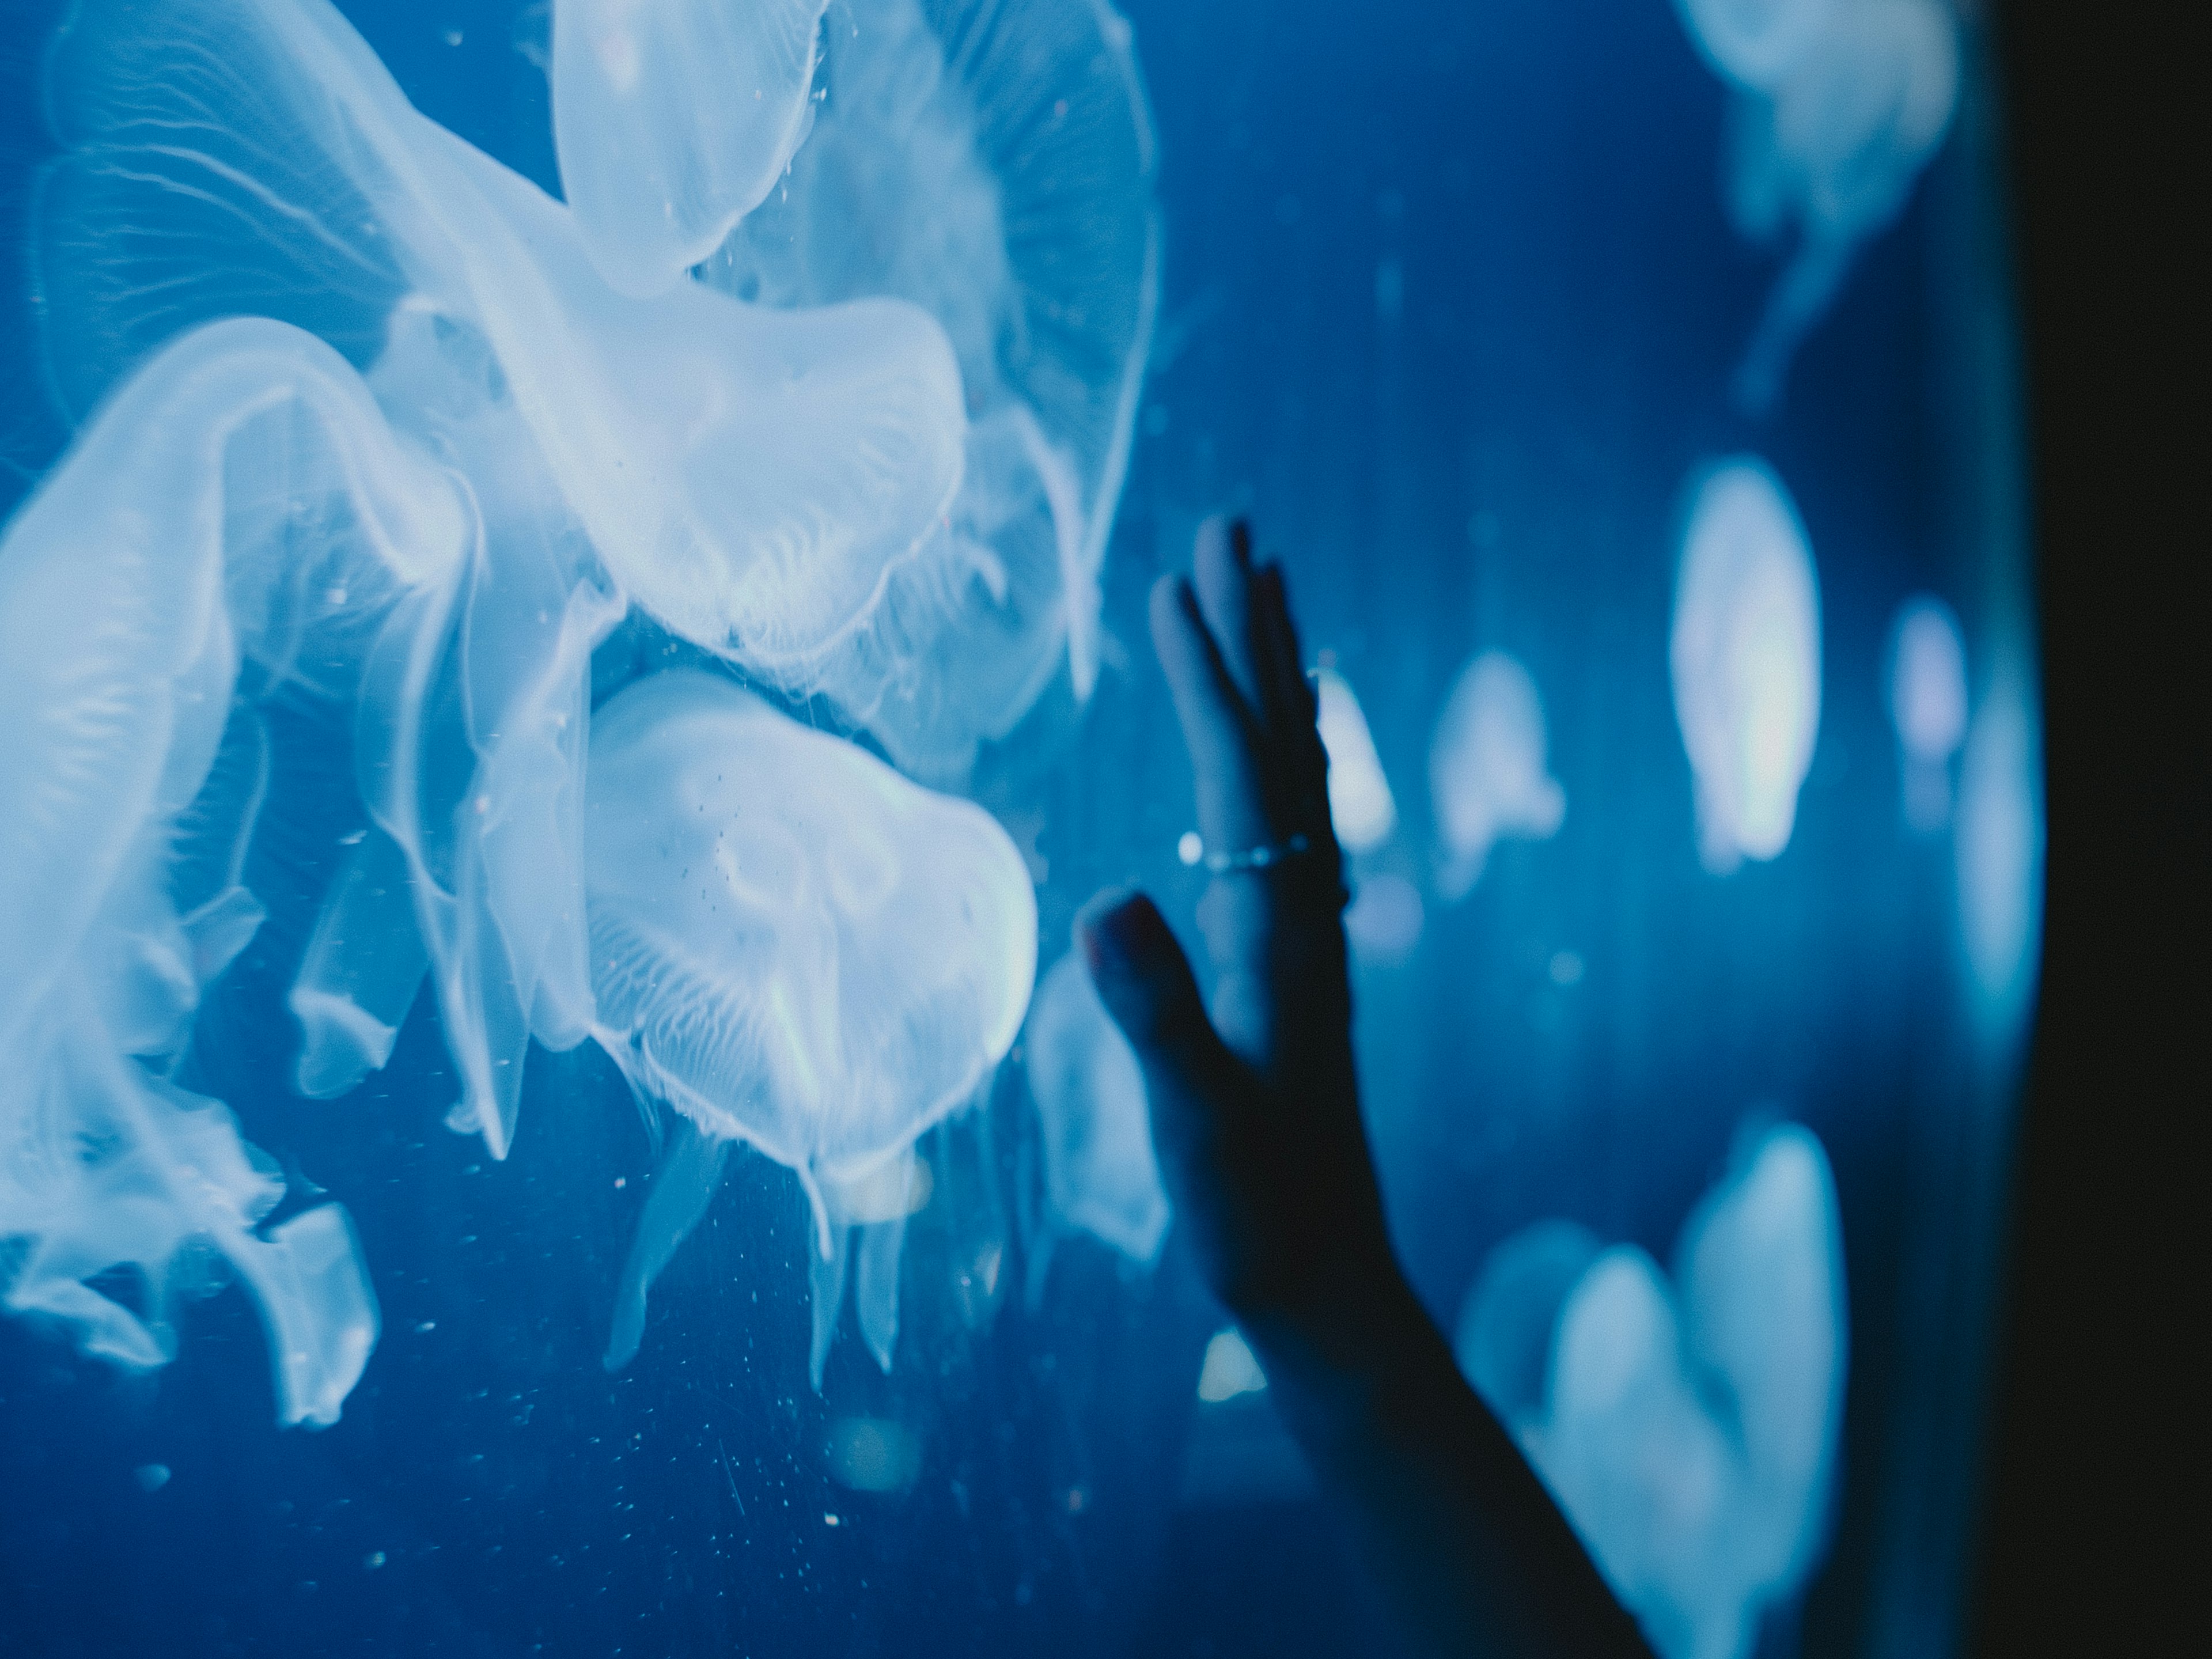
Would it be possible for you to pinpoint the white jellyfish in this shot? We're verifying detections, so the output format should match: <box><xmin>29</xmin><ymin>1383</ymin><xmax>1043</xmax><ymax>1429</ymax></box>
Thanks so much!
<box><xmin>34</xmin><ymin>0</ymin><xmax>968</xmax><ymax>680</ymax></box>
<box><xmin>35</xmin><ymin>0</ymin><xmax>974</xmax><ymax>1155</ymax></box>
<box><xmin>705</xmin><ymin>0</ymin><xmax>1161</xmax><ymax>776</ymax></box>
<box><xmin>1675</xmin><ymin>0</ymin><xmax>1960</xmax><ymax>410</ymax></box>
<box><xmin>583</xmin><ymin>671</ymin><xmax>1037</xmax><ymax>1385</ymax></box>
<box><xmin>1884</xmin><ymin>595</ymin><xmax>1968</xmax><ymax>833</ymax></box>
<box><xmin>1429</xmin><ymin>651</ymin><xmax>1567</xmax><ymax>899</ymax></box>
<box><xmin>1316</xmin><ymin>666</ymin><xmax>1399</xmax><ymax>854</ymax></box>
<box><xmin>551</xmin><ymin>0</ymin><xmax>833</xmax><ymax>298</ymax></box>
<box><xmin>1022</xmin><ymin>952</ymin><xmax>1169</xmax><ymax>1297</ymax></box>
<box><xmin>1669</xmin><ymin>458</ymin><xmax>1823</xmax><ymax>874</ymax></box>
<box><xmin>1455</xmin><ymin>1124</ymin><xmax>1846</xmax><ymax>1659</ymax></box>
<box><xmin>0</xmin><ymin>316</ymin><xmax>459</xmax><ymax>1425</ymax></box>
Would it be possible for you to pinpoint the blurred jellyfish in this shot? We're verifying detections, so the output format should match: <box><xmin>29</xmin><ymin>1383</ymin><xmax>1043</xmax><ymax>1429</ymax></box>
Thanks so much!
<box><xmin>1429</xmin><ymin>651</ymin><xmax>1567</xmax><ymax>899</ymax></box>
<box><xmin>33</xmin><ymin>0</ymin><xmax>967</xmax><ymax>680</ymax></box>
<box><xmin>1670</xmin><ymin>459</ymin><xmax>1823</xmax><ymax>874</ymax></box>
<box><xmin>1343</xmin><ymin>873</ymin><xmax>1426</xmax><ymax>967</ymax></box>
<box><xmin>551</xmin><ymin>0</ymin><xmax>833</xmax><ymax>298</ymax></box>
<box><xmin>0</xmin><ymin>317</ymin><xmax>457</xmax><ymax>1425</ymax></box>
<box><xmin>584</xmin><ymin>672</ymin><xmax>1037</xmax><ymax>1385</ymax></box>
<box><xmin>1022</xmin><ymin>953</ymin><xmax>1169</xmax><ymax>1299</ymax></box>
<box><xmin>1316</xmin><ymin>666</ymin><xmax>1399</xmax><ymax>854</ymax></box>
<box><xmin>706</xmin><ymin>0</ymin><xmax>1161</xmax><ymax>775</ymax></box>
<box><xmin>1676</xmin><ymin>0</ymin><xmax>1960</xmax><ymax>411</ymax></box>
<box><xmin>1455</xmin><ymin>1124</ymin><xmax>1845</xmax><ymax>1659</ymax></box>
<box><xmin>1955</xmin><ymin>663</ymin><xmax>2044</xmax><ymax>1032</ymax></box>
<box><xmin>1885</xmin><ymin>595</ymin><xmax>1968</xmax><ymax>833</ymax></box>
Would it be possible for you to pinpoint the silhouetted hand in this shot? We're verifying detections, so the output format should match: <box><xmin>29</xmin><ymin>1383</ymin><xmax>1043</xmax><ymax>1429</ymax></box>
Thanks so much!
<box><xmin>1079</xmin><ymin>518</ymin><xmax>1654</xmax><ymax>1659</ymax></box>
<box><xmin>1078</xmin><ymin>516</ymin><xmax>1395</xmax><ymax>1346</ymax></box>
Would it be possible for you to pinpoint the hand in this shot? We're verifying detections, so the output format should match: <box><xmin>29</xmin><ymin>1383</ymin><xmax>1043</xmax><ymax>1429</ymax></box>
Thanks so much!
<box><xmin>1078</xmin><ymin>518</ymin><xmax>1395</xmax><ymax>1341</ymax></box>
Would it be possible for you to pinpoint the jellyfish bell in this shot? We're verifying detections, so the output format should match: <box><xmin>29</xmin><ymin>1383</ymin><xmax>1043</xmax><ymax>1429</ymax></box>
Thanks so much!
<box><xmin>705</xmin><ymin>0</ymin><xmax>1160</xmax><ymax>771</ymax></box>
<box><xmin>1669</xmin><ymin>457</ymin><xmax>1823</xmax><ymax>874</ymax></box>
<box><xmin>33</xmin><ymin>0</ymin><xmax>968</xmax><ymax>680</ymax></box>
<box><xmin>0</xmin><ymin>316</ymin><xmax>441</xmax><ymax>1425</ymax></box>
<box><xmin>1429</xmin><ymin>650</ymin><xmax>1567</xmax><ymax>900</ymax></box>
<box><xmin>1885</xmin><ymin>594</ymin><xmax>1969</xmax><ymax>833</ymax></box>
<box><xmin>551</xmin><ymin>0</ymin><xmax>833</xmax><ymax>298</ymax></box>
<box><xmin>1315</xmin><ymin>666</ymin><xmax>1399</xmax><ymax>855</ymax></box>
<box><xmin>1022</xmin><ymin>952</ymin><xmax>1169</xmax><ymax>1296</ymax></box>
<box><xmin>1673</xmin><ymin>0</ymin><xmax>1836</xmax><ymax>92</ymax></box>
<box><xmin>584</xmin><ymin>671</ymin><xmax>1037</xmax><ymax>1382</ymax></box>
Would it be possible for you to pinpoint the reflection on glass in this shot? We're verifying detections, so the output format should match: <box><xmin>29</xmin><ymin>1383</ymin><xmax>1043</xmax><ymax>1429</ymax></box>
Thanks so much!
<box><xmin>1886</xmin><ymin>594</ymin><xmax>1969</xmax><ymax>833</ymax></box>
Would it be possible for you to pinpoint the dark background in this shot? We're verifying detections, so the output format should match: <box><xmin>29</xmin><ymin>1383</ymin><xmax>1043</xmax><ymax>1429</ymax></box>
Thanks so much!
<box><xmin>1969</xmin><ymin>1</ymin><xmax>2194</xmax><ymax>1653</ymax></box>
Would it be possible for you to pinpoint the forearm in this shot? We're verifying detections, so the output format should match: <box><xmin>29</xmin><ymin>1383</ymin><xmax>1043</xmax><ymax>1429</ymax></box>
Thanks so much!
<box><xmin>1241</xmin><ymin>1257</ymin><xmax>1654</xmax><ymax>1659</ymax></box>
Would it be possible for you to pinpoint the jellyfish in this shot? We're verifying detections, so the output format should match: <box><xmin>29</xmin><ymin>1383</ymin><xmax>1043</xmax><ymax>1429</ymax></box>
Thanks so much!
<box><xmin>34</xmin><ymin>0</ymin><xmax>971</xmax><ymax>1153</ymax></box>
<box><xmin>1676</xmin><ymin>0</ymin><xmax>1959</xmax><ymax>410</ymax></box>
<box><xmin>1316</xmin><ymin>666</ymin><xmax>1399</xmax><ymax>854</ymax></box>
<box><xmin>1453</xmin><ymin>1124</ymin><xmax>1846</xmax><ymax>1659</ymax></box>
<box><xmin>0</xmin><ymin>315</ymin><xmax>461</xmax><ymax>1425</ymax></box>
<box><xmin>1022</xmin><ymin>953</ymin><xmax>1169</xmax><ymax>1298</ymax></box>
<box><xmin>705</xmin><ymin>0</ymin><xmax>1161</xmax><ymax>775</ymax></box>
<box><xmin>1429</xmin><ymin>651</ymin><xmax>1567</xmax><ymax>899</ymax></box>
<box><xmin>33</xmin><ymin>0</ymin><xmax>968</xmax><ymax>679</ymax></box>
<box><xmin>1884</xmin><ymin>594</ymin><xmax>1969</xmax><ymax>833</ymax></box>
<box><xmin>1669</xmin><ymin>458</ymin><xmax>1823</xmax><ymax>874</ymax></box>
<box><xmin>582</xmin><ymin>671</ymin><xmax>1037</xmax><ymax>1384</ymax></box>
<box><xmin>551</xmin><ymin>0</ymin><xmax>834</xmax><ymax>298</ymax></box>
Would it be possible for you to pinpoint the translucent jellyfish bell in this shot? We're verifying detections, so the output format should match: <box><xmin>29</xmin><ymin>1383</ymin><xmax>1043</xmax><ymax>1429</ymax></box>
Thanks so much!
<box><xmin>1703</xmin><ymin>0</ymin><xmax>1960</xmax><ymax>410</ymax></box>
<box><xmin>1669</xmin><ymin>458</ymin><xmax>1823</xmax><ymax>874</ymax></box>
<box><xmin>551</xmin><ymin>0</ymin><xmax>833</xmax><ymax>298</ymax></box>
<box><xmin>1885</xmin><ymin>594</ymin><xmax>1969</xmax><ymax>833</ymax></box>
<box><xmin>1</xmin><ymin>317</ymin><xmax>452</xmax><ymax>1426</ymax></box>
<box><xmin>707</xmin><ymin>0</ymin><xmax>1161</xmax><ymax>773</ymax></box>
<box><xmin>1022</xmin><ymin>953</ymin><xmax>1169</xmax><ymax>1296</ymax></box>
<box><xmin>584</xmin><ymin>672</ymin><xmax>1037</xmax><ymax>1384</ymax></box>
<box><xmin>1428</xmin><ymin>651</ymin><xmax>1567</xmax><ymax>900</ymax></box>
<box><xmin>1316</xmin><ymin>666</ymin><xmax>1399</xmax><ymax>854</ymax></box>
<box><xmin>33</xmin><ymin>0</ymin><xmax>967</xmax><ymax>678</ymax></box>
<box><xmin>1456</xmin><ymin>1125</ymin><xmax>1845</xmax><ymax>1659</ymax></box>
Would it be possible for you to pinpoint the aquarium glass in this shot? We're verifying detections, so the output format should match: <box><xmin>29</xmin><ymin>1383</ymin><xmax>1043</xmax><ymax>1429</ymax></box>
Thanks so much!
<box><xmin>0</xmin><ymin>0</ymin><xmax>2040</xmax><ymax>1655</ymax></box>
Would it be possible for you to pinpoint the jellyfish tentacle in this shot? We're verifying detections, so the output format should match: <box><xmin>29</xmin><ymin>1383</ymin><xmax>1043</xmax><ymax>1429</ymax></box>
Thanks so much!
<box><xmin>603</xmin><ymin>1119</ymin><xmax>734</xmax><ymax>1372</ymax></box>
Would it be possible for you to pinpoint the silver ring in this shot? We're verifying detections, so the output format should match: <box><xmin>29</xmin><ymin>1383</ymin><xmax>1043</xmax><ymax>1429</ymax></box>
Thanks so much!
<box><xmin>1179</xmin><ymin>831</ymin><xmax>1313</xmax><ymax>874</ymax></box>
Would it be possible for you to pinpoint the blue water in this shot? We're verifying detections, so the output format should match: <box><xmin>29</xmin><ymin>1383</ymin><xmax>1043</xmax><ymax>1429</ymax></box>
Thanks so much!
<box><xmin>0</xmin><ymin>1</ymin><xmax>2036</xmax><ymax>1655</ymax></box>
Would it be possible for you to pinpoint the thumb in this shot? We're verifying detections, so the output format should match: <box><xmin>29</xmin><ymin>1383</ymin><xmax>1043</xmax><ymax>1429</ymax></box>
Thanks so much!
<box><xmin>1076</xmin><ymin>889</ymin><xmax>1238</xmax><ymax>1163</ymax></box>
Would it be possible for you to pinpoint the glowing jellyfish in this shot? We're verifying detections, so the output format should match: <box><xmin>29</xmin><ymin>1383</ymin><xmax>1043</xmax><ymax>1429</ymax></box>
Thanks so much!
<box><xmin>1455</xmin><ymin>1124</ymin><xmax>1845</xmax><ymax>1659</ymax></box>
<box><xmin>584</xmin><ymin>672</ymin><xmax>1037</xmax><ymax>1384</ymax></box>
<box><xmin>706</xmin><ymin>0</ymin><xmax>1161</xmax><ymax>774</ymax></box>
<box><xmin>35</xmin><ymin>0</ymin><xmax>971</xmax><ymax>1153</ymax></box>
<box><xmin>0</xmin><ymin>316</ymin><xmax>460</xmax><ymax>1425</ymax></box>
<box><xmin>33</xmin><ymin>0</ymin><xmax>967</xmax><ymax>679</ymax></box>
<box><xmin>551</xmin><ymin>0</ymin><xmax>833</xmax><ymax>298</ymax></box>
<box><xmin>1885</xmin><ymin>595</ymin><xmax>1968</xmax><ymax>833</ymax></box>
<box><xmin>1316</xmin><ymin>667</ymin><xmax>1399</xmax><ymax>854</ymax></box>
<box><xmin>1677</xmin><ymin>0</ymin><xmax>1959</xmax><ymax>410</ymax></box>
<box><xmin>1022</xmin><ymin>953</ymin><xmax>1169</xmax><ymax>1294</ymax></box>
<box><xmin>1429</xmin><ymin>651</ymin><xmax>1567</xmax><ymax>899</ymax></box>
<box><xmin>1670</xmin><ymin>459</ymin><xmax>1823</xmax><ymax>873</ymax></box>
